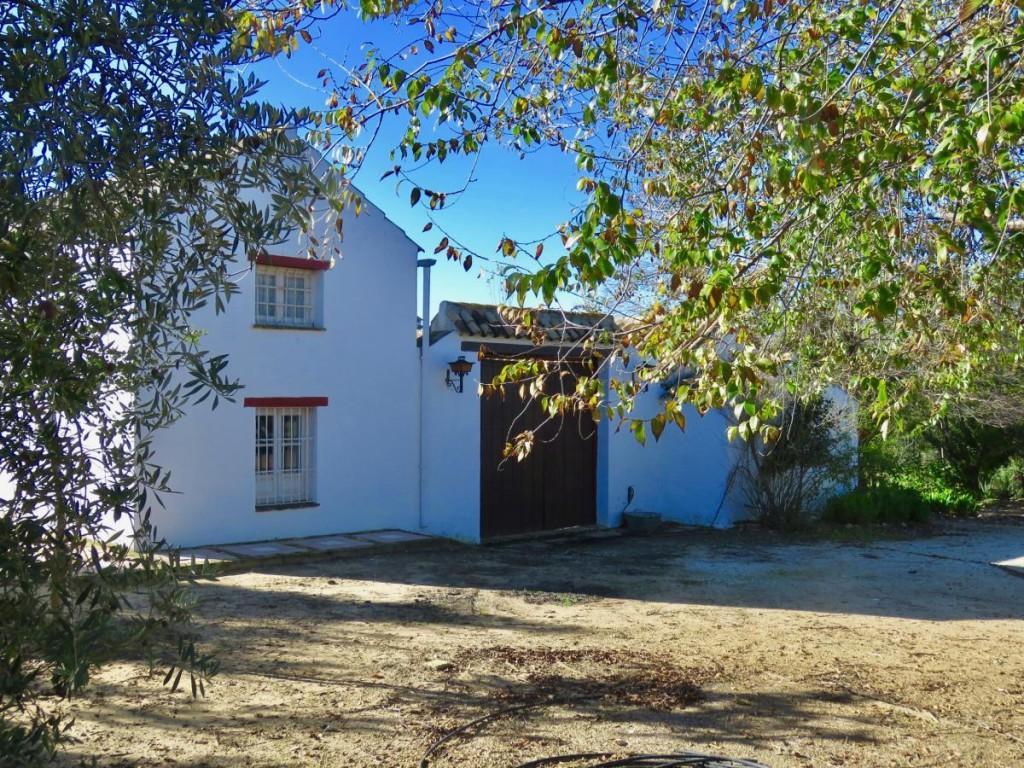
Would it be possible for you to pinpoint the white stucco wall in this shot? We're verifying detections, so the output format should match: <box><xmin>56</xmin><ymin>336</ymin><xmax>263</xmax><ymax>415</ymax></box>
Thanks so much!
<box><xmin>606</xmin><ymin>363</ymin><xmax>749</xmax><ymax>530</ymax></box>
<box><xmin>606</xmin><ymin>361</ymin><xmax>859</xmax><ymax>529</ymax></box>
<box><xmin>146</xmin><ymin>189</ymin><xmax>421</xmax><ymax>548</ymax></box>
<box><xmin>418</xmin><ymin>332</ymin><xmax>482</xmax><ymax>541</ymax></box>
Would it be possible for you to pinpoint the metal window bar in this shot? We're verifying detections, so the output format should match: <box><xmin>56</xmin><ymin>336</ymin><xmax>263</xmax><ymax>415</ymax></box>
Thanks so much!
<box><xmin>255</xmin><ymin>266</ymin><xmax>316</xmax><ymax>328</ymax></box>
<box><xmin>255</xmin><ymin>407</ymin><xmax>315</xmax><ymax>506</ymax></box>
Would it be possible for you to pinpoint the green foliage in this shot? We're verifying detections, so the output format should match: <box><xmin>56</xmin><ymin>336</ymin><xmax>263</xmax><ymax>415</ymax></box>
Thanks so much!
<box><xmin>249</xmin><ymin>0</ymin><xmax>1023</xmax><ymax>445</ymax></box>
<box><xmin>740</xmin><ymin>396</ymin><xmax>855</xmax><ymax>531</ymax></box>
<box><xmin>824</xmin><ymin>486</ymin><xmax>932</xmax><ymax>526</ymax></box>
<box><xmin>892</xmin><ymin>473</ymin><xmax>980</xmax><ymax>517</ymax></box>
<box><xmin>921</xmin><ymin>417</ymin><xmax>1024</xmax><ymax>491</ymax></box>
<box><xmin>1</xmin><ymin>1</ymin><xmax>331</xmax><ymax>760</ymax></box>
<box><xmin>857</xmin><ymin>432</ymin><xmax>981</xmax><ymax>517</ymax></box>
<box><xmin>982</xmin><ymin>456</ymin><xmax>1024</xmax><ymax>500</ymax></box>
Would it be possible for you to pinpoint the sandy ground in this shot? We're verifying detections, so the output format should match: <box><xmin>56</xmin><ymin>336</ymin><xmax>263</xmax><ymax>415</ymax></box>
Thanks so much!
<box><xmin>59</xmin><ymin>516</ymin><xmax>1024</xmax><ymax>767</ymax></box>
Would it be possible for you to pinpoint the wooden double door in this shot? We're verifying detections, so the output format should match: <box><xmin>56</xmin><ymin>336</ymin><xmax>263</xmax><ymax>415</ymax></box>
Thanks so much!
<box><xmin>479</xmin><ymin>358</ymin><xmax>597</xmax><ymax>539</ymax></box>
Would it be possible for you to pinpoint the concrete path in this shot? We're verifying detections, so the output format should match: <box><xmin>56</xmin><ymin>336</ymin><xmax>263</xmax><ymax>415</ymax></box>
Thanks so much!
<box><xmin>868</xmin><ymin>518</ymin><xmax>1024</xmax><ymax>579</ymax></box>
<box><xmin>162</xmin><ymin>529</ymin><xmax>436</xmax><ymax>568</ymax></box>
<box><xmin>994</xmin><ymin>555</ymin><xmax>1024</xmax><ymax>578</ymax></box>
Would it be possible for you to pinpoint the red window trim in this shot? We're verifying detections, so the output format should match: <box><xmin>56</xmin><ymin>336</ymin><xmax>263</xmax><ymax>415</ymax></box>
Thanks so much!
<box><xmin>253</xmin><ymin>253</ymin><xmax>331</xmax><ymax>271</ymax></box>
<box><xmin>243</xmin><ymin>396</ymin><xmax>328</xmax><ymax>408</ymax></box>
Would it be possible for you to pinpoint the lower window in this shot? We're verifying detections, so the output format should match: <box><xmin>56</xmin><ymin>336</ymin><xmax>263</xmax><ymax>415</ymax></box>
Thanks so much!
<box><xmin>255</xmin><ymin>407</ymin><xmax>316</xmax><ymax>507</ymax></box>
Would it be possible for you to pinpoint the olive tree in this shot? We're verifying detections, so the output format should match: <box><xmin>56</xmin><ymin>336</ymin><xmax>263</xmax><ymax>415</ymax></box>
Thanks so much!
<box><xmin>1</xmin><ymin>0</ymin><xmax>337</xmax><ymax>760</ymax></box>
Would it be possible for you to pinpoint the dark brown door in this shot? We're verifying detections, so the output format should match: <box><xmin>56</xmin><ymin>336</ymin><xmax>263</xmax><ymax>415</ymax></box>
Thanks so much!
<box><xmin>480</xmin><ymin>358</ymin><xmax>597</xmax><ymax>539</ymax></box>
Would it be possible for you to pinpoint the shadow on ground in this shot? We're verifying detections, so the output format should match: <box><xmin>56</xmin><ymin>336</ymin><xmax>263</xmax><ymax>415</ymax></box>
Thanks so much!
<box><xmin>55</xmin><ymin>516</ymin><xmax>1024</xmax><ymax>768</ymax></box>
<box><xmin>229</xmin><ymin>517</ymin><xmax>1024</xmax><ymax>622</ymax></box>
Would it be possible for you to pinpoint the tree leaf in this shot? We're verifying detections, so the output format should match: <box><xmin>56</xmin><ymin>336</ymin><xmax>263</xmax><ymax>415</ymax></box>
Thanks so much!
<box><xmin>651</xmin><ymin>414</ymin><xmax>665</xmax><ymax>442</ymax></box>
<box><xmin>960</xmin><ymin>0</ymin><xmax>985</xmax><ymax>21</ymax></box>
<box><xmin>976</xmin><ymin>122</ymin><xmax>994</xmax><ymax>153</ymax></box>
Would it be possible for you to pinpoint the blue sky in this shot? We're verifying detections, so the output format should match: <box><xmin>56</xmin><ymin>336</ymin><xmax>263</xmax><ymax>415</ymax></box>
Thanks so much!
<box><xmin>247</xmin><ymin>14</ymin><xmax>584</xmax><ymax>321</ymax></box>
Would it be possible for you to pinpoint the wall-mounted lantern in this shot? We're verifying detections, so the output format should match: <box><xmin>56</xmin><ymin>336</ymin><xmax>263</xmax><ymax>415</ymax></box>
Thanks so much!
<box><xmin>446</xmin><ymin>356</ymin><xmax>474</xmax><ymax>393</ymax></box>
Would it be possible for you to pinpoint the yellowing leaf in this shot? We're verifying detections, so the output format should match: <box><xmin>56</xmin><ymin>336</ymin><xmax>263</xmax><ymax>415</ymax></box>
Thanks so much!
<box><xmin>976</xmin><ymin>122</ymin><xmax>994</xmax><ymax>153</ymax></box>
<box><xmin>651</xmin><ymin>414</ymin><xmax>665</xmax><ymax>442</ymax></box>
<box><xmin>959</xmin><ymin>0</ymin><xmax>985</xmax><ymax>22</ymax></box>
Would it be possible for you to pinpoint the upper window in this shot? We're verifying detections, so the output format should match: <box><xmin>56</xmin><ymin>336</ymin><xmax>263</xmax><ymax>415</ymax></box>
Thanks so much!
<box><xmin>252</xmin><ymin>255</ymin><xmax>329</xmax><ymax>329</ymax></box>
<box><xmin>255</xmin><ymin>266</ymin><xmax>322</xmax><ymax>328</ymax></box>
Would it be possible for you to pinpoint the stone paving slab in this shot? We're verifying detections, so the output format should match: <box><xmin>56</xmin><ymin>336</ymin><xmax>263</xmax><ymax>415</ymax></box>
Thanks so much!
<box><xmin>284</xmin><ymin>535</ymin><xmax>373</xmax><ymax>552</ymax></box>
<box><xmin>215</xmin><ymin>541</ymin><xmax>313</xmax><ymax>558</ymax></box>
<box><xmin>162</xmin><ymin>529</ymin><xmax>438</xmax><ymax>569</ymax></box>
<box><xmin>994</xmin><ymin>555</ymin><xmax>1024</xmax><ymax>578</ymax></box>
<box><xmin>175</xmin><ymin>547</ymin><xmax>238</xmax><ymax>563</ymax></box>
<box><xmin>349</xmin><ymin>529</ymin><xmax>431</xmax><ymax>544</ymax></box>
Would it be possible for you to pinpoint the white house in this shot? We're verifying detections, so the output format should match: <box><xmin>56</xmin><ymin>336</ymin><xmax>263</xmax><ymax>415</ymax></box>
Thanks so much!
<box><xmin>145</xmin><ymin>185</ymin><xmax>845</xmax><ymax>548</ymax></box>
<box><xmin>145</xmin><ymin>187</ymin><xmax>422</xmax><ymax>548</ymax></box>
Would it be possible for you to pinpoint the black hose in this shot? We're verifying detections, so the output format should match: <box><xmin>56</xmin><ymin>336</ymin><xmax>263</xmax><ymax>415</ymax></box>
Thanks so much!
<box><xmin>419</xmin><ymin>701</ymin><xmax>544</xmax><ymax>768</ymax></box>
<box><xmin>513</xmin><ymin>753</ymin><xmax>768</xmax><ymax>768</ymax></box>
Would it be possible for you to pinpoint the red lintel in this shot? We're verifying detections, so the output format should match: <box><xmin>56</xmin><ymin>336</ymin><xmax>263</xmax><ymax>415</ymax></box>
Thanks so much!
<box><xmin>254</xmin><ymin>253</ymin><xmax>331</xmax><ymax>271</ymax></box>
<box><xmin>243</xmin><ymin>396</ymin><xmax>328</xmax><ymax>408</ymax></box>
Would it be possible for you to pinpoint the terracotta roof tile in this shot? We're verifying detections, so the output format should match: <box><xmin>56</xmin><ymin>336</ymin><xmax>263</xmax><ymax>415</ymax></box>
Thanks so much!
<box><xmin>431</xmin><ymin>301</ymin><xmax>618</xmax><ymax>344</ymax></box>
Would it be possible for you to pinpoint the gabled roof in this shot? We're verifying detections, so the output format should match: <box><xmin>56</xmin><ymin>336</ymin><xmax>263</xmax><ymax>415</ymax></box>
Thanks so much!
<box><xmin>430</xmin><ymin>301</ymin><xmax>618</xmax><ymax>345</ymax></box>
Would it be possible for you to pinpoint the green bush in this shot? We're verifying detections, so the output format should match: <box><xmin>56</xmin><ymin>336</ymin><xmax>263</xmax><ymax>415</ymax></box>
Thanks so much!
<box><xmin>922</xmin><ymin>418</ymin><xmax>1024</xmax><ymax>492</ymax></box>
<box><xmin>824</xmin><ymin>486</ymin><xmax>932</xmax><ymax>526</ymax></box>
<box><xmin>740</xmin><ymin>396</ymin><xmax>856</xmax><ymax>531</ymax></box>
<box><xmin>857</xmin><ymin>433</ymin><xmax>921</xmax><ymax>487</ymax></box>
<box><xmin>893</xmin><ymin>473</ymin><xmax>980</xmax><ymax>517</ymax></box>
<box><xmin>856</xmin><ymin>432</ymin><xmax>982</xmax><ymax>517</ymax></box>
<box><xmin>984</xmin><ymin>456</ymin><xmax>1024</xmax><ymax>500</ymax></box>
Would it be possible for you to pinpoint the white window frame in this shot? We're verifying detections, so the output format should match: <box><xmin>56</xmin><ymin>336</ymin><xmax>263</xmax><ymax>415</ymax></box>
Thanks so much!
<box><xmin>255</xmin><ymin>407</ymin><xmax>317</xmax><ymax>507</ymax></box>
<box><xmin>254</xmin><ymin>265</ymin><xmax>323</xmax><ymax>329</ymax></box>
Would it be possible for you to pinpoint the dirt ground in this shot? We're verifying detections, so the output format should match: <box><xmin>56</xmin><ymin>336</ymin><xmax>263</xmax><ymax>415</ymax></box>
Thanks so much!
<box><xmin>60</xmin><ymin>516</ymin><xmax>1024</xmax><ymax>767</ymax></box>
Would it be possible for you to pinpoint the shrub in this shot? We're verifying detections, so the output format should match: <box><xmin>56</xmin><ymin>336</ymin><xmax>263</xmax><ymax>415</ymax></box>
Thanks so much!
<box><xmin>824</xmin><ymin>476</ymin><xmax>981</xmax><ymax>525</ymax></box>
<box><xmin>824</xmin><ymin>486</ymin><xmax>932</xmax><ymax>525</ymax></box>
<box><xmin>857</xmin><ymin>433</ymin><xmax>921</xmax><ymax>487</ymax></box>
<box><xmin>983</xmin><ymin>456</ymin><xmax>1024</xmax><ymax>500</ymax></box>
<box><xmin>857</xmin><ymin>432</ymin><xmax>982</xmax><ymax>517</ymax></box>
<box><xmin>922</xmin><ymin>417</ymin><xmax>1024</xmax><ymax>492</ymax></box>
<box><xmin>895</xmin><ymin>473</ymin><xmax>980</xmax><ymax>516</ymax></box>
<box><xmin>741</xmin><ymin>396</ymin><xmax>856</xmax><ymax>531</ymax></box>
